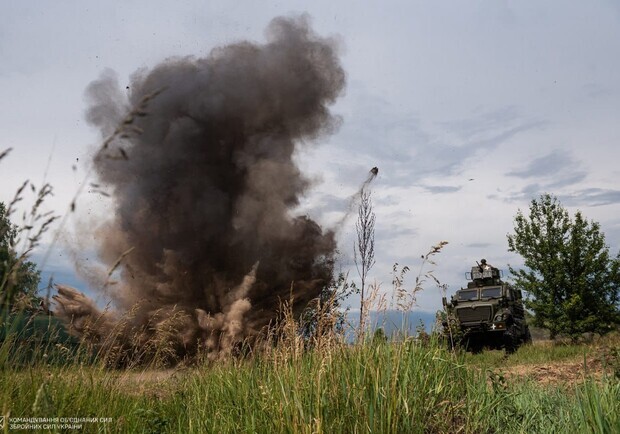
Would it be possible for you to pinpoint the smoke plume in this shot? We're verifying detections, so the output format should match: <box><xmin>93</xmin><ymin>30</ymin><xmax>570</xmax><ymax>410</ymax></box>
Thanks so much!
<box><xmin>334</xmin><ymin>167</ymin><xmax>378</xmax><ymax>230</ymax></box>
<box><xmin>54</xmin><ymin>15</ymin><xmax>345</xmax><ymax>364</ymax></box>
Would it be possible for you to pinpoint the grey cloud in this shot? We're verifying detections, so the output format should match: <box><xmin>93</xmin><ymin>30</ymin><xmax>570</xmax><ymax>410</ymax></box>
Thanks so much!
<box><xmin>329</xmin><ymin>87</ymin><xmax>429</xmax><ymax>167</ymax></box>
<box><xmin>375</xmin><ymin>224</ymin><xmax>418</xmax><ymax>243</ymax></box>
<box><xmin>562</xmin><ymin>188</ymin><xmax>620</xmax><ymax>207</ymax></box>
<box><xmin>497</xmin><ymin>140</ymin><xmax>620</xmax><ymax>207</ymax></box>
<box><xmin>499</xmin><ymin>150</ymin><xmax>591</xmax><ymax>203</ymax></box>
<box><xmin>441</xmin><ymin>105</ymin><xmax>521</xmax><ymax>140</ymax></box>
<box><xmin>466</xmin><ymin>120</ymin><xmax>546</xmax><ymax>155</ymax></box>
<box><xmin>420</xmin><ymin>185</ymin><xmax>462</xmax><ymax>194</ymax></box>
<box><xmin>581</xmin><ymin>83</ymin><xmax>610</xmax><ymax>100</ymax></box>
<box><xmin>384</xmin><ymin>119</ymin><xmax>545</xmax><ymax>187</ymax></box>
<box><xmin>491</xmin><ymin>185</ymin><xmax>620</xmax><ymax>208</ymax></box>
<box><xmin>375</xmin><ymin>195</ymin><xmax>403</xmax><ymax>207</ymax></box>
<box><xmin>326</xmin><ymin>94</ymin><xmax>546</xmax><ymax>192</ymax></box>
<box><xmin>487</xmin><ymin>183</ymin><xmax>543</xmax><ymax>203</ymax></box>
<box><xmin>373</xmin><ymin>124</ymin><xmax>539</xmax><ymax>190</ymax></box>
<box><xmin>507</xmin><ymin>149</ymin><xmax>574</xmax><ymax>178</ymax></box>
<box><xmin>546</xmin><ymin>171</ymin><xmax>588</xmax><ymax>189</ymax></box>
<box><xmin>312</xmin><ymin>193</ymin><xmax>350</xmax><ymax>214</ymax></box>
<box><xmin>339</xmin><ymin>116</ymin><xmax>427</xmax><ymax>165</ymax></box>
<box><xmin>466</xmin><ymin>242</ymin><xmax>493</xmax><ymax>249</ymax></box>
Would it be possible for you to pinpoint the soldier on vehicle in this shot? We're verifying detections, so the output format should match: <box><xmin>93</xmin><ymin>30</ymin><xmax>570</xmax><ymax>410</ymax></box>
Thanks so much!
<box><xmin>480</xmin><ymin>258</ymin><xmax>495</xmax><ymax>271</ymax></box>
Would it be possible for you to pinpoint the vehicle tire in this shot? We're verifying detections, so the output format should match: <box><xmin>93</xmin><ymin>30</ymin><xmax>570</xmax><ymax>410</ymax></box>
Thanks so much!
<box><xmin>503</xmin><ymin>325</ymin><xmax>518</xmax><ymax>354</ymax></box>
<box><xmin>463</xmin><ymin>336</ymin><xmax>483</xmax><ymax>354</ymax></box>
<box><xmin>523</xmin><ymin>327</ymin><xmax>532</xmax><ymax>345</ymax></box>
<box><xmin>469</xmin><ymin>343</ymin><xmax>483</xmax><ymax>354</ymax></box>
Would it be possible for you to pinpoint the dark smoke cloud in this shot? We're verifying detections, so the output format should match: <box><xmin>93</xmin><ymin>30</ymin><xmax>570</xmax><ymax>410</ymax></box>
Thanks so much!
<box><xmin>54</xmin><ymin>15</ymin><xmax>345</xmax><ymax>363</ymax></box>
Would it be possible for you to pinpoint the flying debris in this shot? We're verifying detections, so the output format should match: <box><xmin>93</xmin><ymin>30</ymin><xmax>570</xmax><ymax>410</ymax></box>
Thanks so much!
<box><xmin>333</xmin><ymin>165</ymin><xmax>379</xmax><ymax>230</ymax></box>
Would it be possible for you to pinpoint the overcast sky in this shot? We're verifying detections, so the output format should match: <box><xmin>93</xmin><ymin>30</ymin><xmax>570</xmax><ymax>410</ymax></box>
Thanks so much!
<box><xmin>1</xmin><ymin>1</ymin><xmax>619</xmax><ymax>313</ymax></box>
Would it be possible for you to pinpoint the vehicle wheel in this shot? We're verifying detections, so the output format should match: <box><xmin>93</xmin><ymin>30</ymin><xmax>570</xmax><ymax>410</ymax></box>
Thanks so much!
<box><xmin>469</xmin><ymin>343</ymin><xmax>483</xmax><ymax>354</ymax></box>
<box><xmin>523</xmin><ymin>327</ymin><xmax>532</xmax><ymax>345</ymax></box>
<box><xmin>463</xmin><ymin>337</ymin><xmax>483</xmax><ymax>354</ymax></box>
<box><xmin>503</xmin><ymin>326</ymin><xmax>518</xmax><ymax>354</ymax></box>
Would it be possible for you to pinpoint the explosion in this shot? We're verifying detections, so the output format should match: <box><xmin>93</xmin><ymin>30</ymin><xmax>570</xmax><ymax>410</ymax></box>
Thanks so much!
<box><xmin>53</xmin><ymin>15</ymin><xmax>346</xmax><ymax>364</ymax></box>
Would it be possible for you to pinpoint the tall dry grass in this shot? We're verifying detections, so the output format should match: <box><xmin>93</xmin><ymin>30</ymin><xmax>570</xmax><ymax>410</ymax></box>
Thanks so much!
<box><xmin>1</xmin><ymin>311</ymin><xmax>619</xmax><ymax>433</ymax></box>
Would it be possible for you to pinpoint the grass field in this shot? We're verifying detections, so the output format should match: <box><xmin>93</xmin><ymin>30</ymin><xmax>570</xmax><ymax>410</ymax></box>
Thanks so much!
<box><xmin>1</xmin><ymin>323</ymin><xmax>619</xmax><ymax>434</ymax></box>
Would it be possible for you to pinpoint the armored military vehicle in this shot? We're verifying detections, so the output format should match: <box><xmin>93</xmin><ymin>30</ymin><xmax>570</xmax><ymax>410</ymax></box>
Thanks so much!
<box><xmin>442</xmin><ymin>259</ymin><xmax>531</xmax><ymax>353</ymax></box>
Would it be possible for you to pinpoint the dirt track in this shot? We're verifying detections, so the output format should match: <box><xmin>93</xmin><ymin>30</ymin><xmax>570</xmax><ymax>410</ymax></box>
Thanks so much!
<box><xmin>504</xmin><ymin>358</ymin><xmax>603</xmax><ymax>386</ymax></box>
<box><xmin>501</xmin><ymin>342</ymin><xmax>618</xmax><ymax>387</ymax></box>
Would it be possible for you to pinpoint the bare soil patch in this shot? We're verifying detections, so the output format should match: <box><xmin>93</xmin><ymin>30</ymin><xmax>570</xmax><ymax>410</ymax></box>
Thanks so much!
<box><xmin>502</xmin><ymin>346</ymin><xmax>617</xmax><ymax>387</ymax></box>
<box><xmin>504</xmin><ymin>358</ymin><xmax>602</xmax><ymax>386</ymax></box>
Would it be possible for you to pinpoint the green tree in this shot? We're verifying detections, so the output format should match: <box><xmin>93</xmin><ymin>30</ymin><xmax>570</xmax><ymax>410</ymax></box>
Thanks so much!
<box><xmin>507</xmin><ymin>194</ymin><xmax>620</xmax><ymax>340</ymax></box>
<box><xmin>1</xmin><ymin>202</ymin><xmax>41</xmax><ymax>310</ymax></box>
